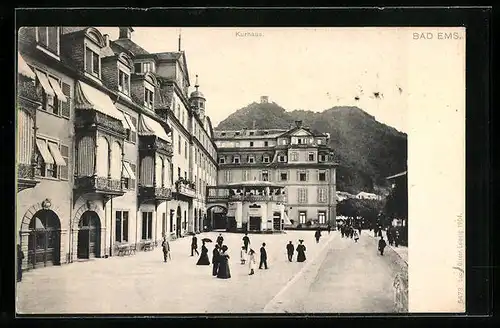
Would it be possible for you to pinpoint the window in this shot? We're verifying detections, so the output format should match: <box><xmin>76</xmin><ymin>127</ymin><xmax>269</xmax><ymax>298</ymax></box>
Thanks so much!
<box><xmin>178</xmin><ymin>138</ymin><xmax>181</xmax><ymax>155</ymax></box>
<box><xmin>35</xmin><ymin>138</ymin><xmax>67</xmax><ymax>179</ymax></box>
<box><xmin>85</xmin><ymin>47</ymin><xmax>100</xmax><ymax>77</ymax></box>
<box><xmin>319</xmin><ymin>154</ymin><xmax>327</xmax><ymax>162</ymax></box>
<box><xmin>308</xmin><ymin>152</ymin><xmax>315</xmax><ymax>161</ymax></box>
<box><xmin>118</xmin><ymin>70</ymin><xmax>130</xmax><ymax>95</ymax></box>
<box><xmin>319</xmin><ymin>170</ymin><xmax>327</xmax><ymax>181</ymax></box>
<box><xmin>318</xmin><ymin>211</ymin><xmax>326</xmax><ymax>224</ymax></box>
<box><xmin>249</xmin><ymin>141</ymin><xmax>254</xmax><ymax>147</ymax></box>
<box><xmin>235</xmin><ymin>132</ymin><xmax>240</xmax><ymax>136</ymax></box>
<box><xmin>124</xmin><ymin>113</ymin><xmax>137</xmax><ymax>143</ymax></box>
<box><xmin>264</xmin><ymin>131</ymin><xmax>269</xmax><ymax>135</ymax></box>
<box><xmin>298</xmin><ymin>138</ymin><xmax>303</xmax><ymax>145</ymax></box>
<box><xmin>219</xmin><ymin>157</ymin><xmax>225</xmax><ymax>164</ymax></box>
<box><xmin>36</xmin><ymin>27</ymin><xmax>59</xmax><ymax>55</ymax></box>
<box><xmin>143</xmin><ymin>62</ymin><xmax>152</xmax><ymax>73</ymax></box>
<box><xmin>144</xmin><ymin>88</ymin><xmax>154</xmax><ymax>109</ymax></box>
<box><xmin>264</xmin><ymin>141</ymin><xmax>269</xmax><ymax>147</ymax></box>
<box><xmin>221</xmin><ymin>132</ymin><xmax>226</xmax><ymax>136</ymax></box>
<box><xmin>195</xmin><ymin>150</ymin><xmax>198</xmax><ymax>164</ymax></box>
<box><xmin>243</xmin><ymin>170</ymin><xmax>249</xmax><ymax>181</ymax></box>
<box><xmin>317</xmin><ymin>139</ymin><xmax>323</xmax><ymax>145</ymax></box>
<box><xmin>280</xmin><ymin>139</ymin><xmax>288</xmax><ymax>145</ymax></box>
<box><xmin>225</xmin><ymin>171</ymin><xmax>232</xmax><ymax>183</ymax></box>
<box><xmin>318</xmin><ymin>188</ymin><xmax>327</xmax><ymax>203</ymax></box>
<box><xmin>184</xmin><ymin>141</ymin><xmax>188</xmax><ymax>159</ymax></box>
<box><xmin>249</xmin><ymin>131</ymin><xmax>254</xmax><ymax>136</ymax></box>
<box><xmin>263</xmin><ymin>156</ymin><xmax>270</xmax><ymax>163</ymax></box>
<box><xmin>280</xmin><ymin>172</ymin><xmax>288</xmax><ymax>181</ymax></box>
<box><xmin>134</xmin><ymin>63</ymin><xmax>142</xmax><ymax>73</ymax></box>
<box><xmin>262</xmin><ymin>170</ymin><xmax>269</xmax><ymax>181</ymax></box>
<box><xmin>278</xmin><ymin>155</ymin><xmax>286</xmax><ymax>162</ymax></box>
<box><xmin>248</xmin><ymin>156</ymin><xmax>255</xmax><ymax>164</ymax></box>
<box><xmin>233</xmin><ymin>156</ymin><xmax>240</xmax><ymax>164</ymax></box>
<box><xmin>115</xmin><ymin>211</ymin><xmax>129</xmax><ymax>242</ymax></box>
<box><xmin>298</xmin><ymin>189</ymin><xmax>308</xmax><ymax>203</ymax></box>
<box><xmin>299</xmin><ymin>211</ymin><xmax>307</xmax><ymax>224</ymax></box>
<box><xmin>299</xmin><ymin>172</ymin><xmax>307</xmax><ymax>182</ymax></box>
<box><xmin>34</xmin><ymin>70</ymin><xmax>67</xmax><ymax>116</ymax></box>
<box><xmin>123</xmin><ymin>163</ymin><xmax>136</xmax><ymax>189</ymax></box>
<box><xmin>291</xmin><ymin>152</ymin><xmax>298</xmax><ymax>161</ymax></box>
<box><xmin>59</xmin><ymin>144</ymin><xmax>69</xmax><ymax>180</ymax></box>
<box><xmin>141</xmin><ymin>212</ymin><xmax>153</xmax><ymax>240</ymax></box>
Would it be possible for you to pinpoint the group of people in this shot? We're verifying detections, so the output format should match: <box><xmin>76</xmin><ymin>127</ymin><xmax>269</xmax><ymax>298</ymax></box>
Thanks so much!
<box><xmin>386</xmin><ymin>226</ymin><xmax>401</xmax><ymax>247</ymax></box>
<box><xmin>339</xmin><ymin>223</ymin><xmax>360</xmax><ymax>242</ymax></box>
<box><xmin>286</xmin><ymin>240</ymin><xmax>307</xmax><ymax>262</ymax></box>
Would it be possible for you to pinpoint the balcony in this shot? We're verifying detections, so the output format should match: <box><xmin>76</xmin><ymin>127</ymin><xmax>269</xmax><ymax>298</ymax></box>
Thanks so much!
<box><xmin>75</xmin><ymin>110</ymin><xmax>126</xmax><ymax>139</ymax></box>
<box><xmin>74</xmin><ymin>175</ymin><xmax>125</xmax><ymax>197</ymax></box>
<box><xmin>138</xmin><ymin>135</ymin><xmax>173</xmax><ymax>156</ymax></box>
<box><xmin>173</xmin><ymin>179</ymin><xmax>196</xmax><ymax>199</ymax></box>
<box><xmin>207</xmin><ymin>186</ymin><xmax>285</xmax><ymax>204</ymax></box>
<box><xmin>138</xmin><ymin>185</ymin><xmax>173</xmax><ymax>202</ymax></box>
<box><xmin>17</xmin><ymin>163</ymin><xmax>39</xmax><ymax>192</ymax></box>
<box><xmin>17</xmin><ymin>79</ymin><xmax>41</xmax><ymax>113</ymax></box>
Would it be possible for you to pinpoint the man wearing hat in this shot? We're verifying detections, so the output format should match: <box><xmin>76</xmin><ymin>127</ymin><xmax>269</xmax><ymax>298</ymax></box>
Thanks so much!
<box><xmin>259</xmin><ymin>243</ymin><xmax>268</xmax><ymax>269</ymax></box>
<box><xmin>286</xmin><ymin>241</ymin><xmax>294</xmax><ymax>262</ymax></box>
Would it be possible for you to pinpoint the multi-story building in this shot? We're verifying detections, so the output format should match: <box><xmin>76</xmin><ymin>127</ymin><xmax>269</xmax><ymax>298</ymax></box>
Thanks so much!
<box><xmin>213</xmin><ymin>113</ymin><xmax>337</xmax><ymax>228</ymax></box>
<box><xmin>16</xmin><ymin>26</ymin><xmax>218</xmax><ymax>273</ymax></box>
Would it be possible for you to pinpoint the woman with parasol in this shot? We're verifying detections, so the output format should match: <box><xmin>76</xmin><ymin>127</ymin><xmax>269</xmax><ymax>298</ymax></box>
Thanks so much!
<box><xmin>296</xmin><ymin>239</ymin><xmax>307</xmax><ymax>262</ymax></box>
<box><xmin>197</xmin><ymin>238</ymin><xmax>211</xmax><ymax>265</ymax></box>
<box><xmin>217</xmin><ymin>245</ymin><xmax>231</xmax><ymax>279</ymax></box>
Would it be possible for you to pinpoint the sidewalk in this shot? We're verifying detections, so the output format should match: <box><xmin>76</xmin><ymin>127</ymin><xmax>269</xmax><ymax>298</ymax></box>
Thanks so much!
<box><xmin>366</xmin><ymin>229</ymin><xmax>408</xmax><ymax>264</ymax></box>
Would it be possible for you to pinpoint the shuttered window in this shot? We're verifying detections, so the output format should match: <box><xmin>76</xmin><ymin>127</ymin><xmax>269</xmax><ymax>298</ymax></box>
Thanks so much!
<box><xmin>59</xmin><ymin>144</ymin><xmax>69</xmax><ymax>180</ymax></box>
<box><xmin>61</xmin><ymin>82</ymin><xmax>71</xmax><ymax>118</ymax></box>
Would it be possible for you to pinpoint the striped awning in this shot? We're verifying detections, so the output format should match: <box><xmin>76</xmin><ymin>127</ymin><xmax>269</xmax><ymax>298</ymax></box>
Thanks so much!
<box><xmin>75</xmin><ymin>81</ymin><xmax>126</xmax><ymax>127</ymax></box>
<box><xmin>35</xmin><ymin>139</ymin><xmax>54</xmax><ymax>165</ymax></box>
<box><xmin>47</xmin><ymin>142</ymin><xmax>67</xmax><ymax>166</ymax></box>
<box><xmin>138</xmin><ymin>114</ymin><xmax>170</xmax><ymax>142</ymax></box>
<box><xmin>18</xmin><ymin>53</ymin><xmax>35</xmax><ymax>79</ymax></box>
<box><xmin>123</xmin><ymin>162</ymin><xmax>136</xmax><ymax>180</ymax></box>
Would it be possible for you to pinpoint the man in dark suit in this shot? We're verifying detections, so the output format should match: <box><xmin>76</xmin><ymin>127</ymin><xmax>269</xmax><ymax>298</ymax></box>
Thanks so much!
<box><xmin>286</xmin><ymin>241</ymin><xmax>294</xmax><ymax>262</ymax></box>
<box><xmin>259</xmin><ymin>243</ymin><xmax>268</xmax><ymax>269</ymax></box>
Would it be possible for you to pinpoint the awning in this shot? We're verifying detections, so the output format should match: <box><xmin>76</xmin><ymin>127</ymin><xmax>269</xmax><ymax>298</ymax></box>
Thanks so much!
<box><xmin>123</xmin><ymin>162</ymin><xmax>136</xmax><ymax>180</ymax></box>
<box><xmin>48</xmin><ymin>76</ymin><xmax>68</xmax><ymax>103</ymax></box>
<box><xmin>75</xmin><ymin>81</ymin><xmax>126</xmax><ymax>127</ymax></box>
<box><xmin>47</xmin><ymin>142</ymin><xmax>67</xmax><ymax>166</ymax></box>
<box><xmin>123</xmin><ymin>113</ymin><xmax>137</xmax><ymax>132</ymax></box>
<box><xmin>283</xmin><ymin>212</ymin><xmax>292</xmax><ymax>225</ymax></box>
<box><xmin>18</xmin><ymin>53</ymin><xmax>35</xmax><ymax>79</ymax></box>
<box><xmin>138</xmin><ymin>114</ymin><xmax>170</xmax><ymax>142</ymax></box>
<box><xmin>35</xmin><ymin>70</ymin><xmax>55</xmax><ymax>97</ymax></box>
<box><xmin>36</xmin><ymin>139</ymin><xmax>54</xmax><ymax>165</ymax></box>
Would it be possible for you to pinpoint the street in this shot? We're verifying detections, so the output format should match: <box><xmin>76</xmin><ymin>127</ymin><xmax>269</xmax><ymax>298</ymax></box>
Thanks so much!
<box><xmin>16</xmin><ymin>230</ymin><xmax>405</xmax><ymax>314</ymax></box>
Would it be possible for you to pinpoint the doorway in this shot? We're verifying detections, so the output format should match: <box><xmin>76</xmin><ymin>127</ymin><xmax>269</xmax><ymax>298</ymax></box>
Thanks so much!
<box><xmin>77</xmin><ymin>211</ymin><xmax>101</xmax><ymax>259</ymax></box>
<box><xmin>27</xmin><ymin>209</ymin><xmax>61</xmax><ymax>269</ymax></box>
<box><xmin>249</xmin><ymin>216</ymin><xmax>262</xmax><ymax>231</ymax></box>
<box><xmin>176</xmin><ymin>206</ymin><xmax>182</xmax><ymax>237</ymax></box>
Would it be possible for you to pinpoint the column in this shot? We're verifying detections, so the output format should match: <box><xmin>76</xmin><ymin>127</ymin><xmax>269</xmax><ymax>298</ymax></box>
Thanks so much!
<box><xmin>19</xmin><ymin>231</ymin><xmax>30</xmax><ymax>270</ymax></box>
<box><xmin>100</xmin><ymin>227</ymin><xmax>107</xmax><ymax>258</ymax></box>
<box><xmin>71</xmin><ymin>228</ymin><xmax>79</xmax><ymax>261</ymax></box>
<box><xmin>60</xmin><ymin>229</ymin><xmax>68</xmax><ymax>264</ymax></box>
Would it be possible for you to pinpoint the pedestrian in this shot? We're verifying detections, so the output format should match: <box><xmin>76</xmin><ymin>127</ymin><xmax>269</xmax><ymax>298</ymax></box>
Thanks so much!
<box><xmin>17</xmin><ymin>244</ymin><xmax>24</xmax><ymax>282</ymax></box>
<box><xmin>341</xmin><ymin>225</ymin><xmax>345</xmax><ymax>238</ymax></box>
<box><xmin>315</xmin><ymin>229</ymin><xmax>321</xmax><ymax>243</ymax></box>
<box><xmin>242</xmin><ymin>233</ymin><xmax>250</xmax><ymax>252</ymax></box>
<box><xmin>387</xmin><ymin>228</ymin><xmax>394</xmax><ymax>246</ymax></box>
<box><xmin>240</xmin><ymin>246</ymin><xmax>247</xmax><ymax>265</ymax></box>
<box><xmin>196</xmin><ymin>240</ymin><xmax>210</xmax><ymax>265</ymax></box>
<box><xmin>378</xmin><ymin>236</ymin><xmax>387</xmax><ymax>255</ymax></box>
<box><xmin>327</xmin><ymin>224</ymin><xmax>331</xmax><ymax>234</ymax></box>
<box><xmin>216</xmin><ymin>233</ymin><xmax>224</xmax><ymax>248</ymax></box>
<box><xmin>350</xmin><ymin>226</ymin><xmax>354</xmax><ymax>239</ymax></box>
<box><xmin>296</xmin><ymin>239</ymin><xmax>306</xmax><ymax>262</ymax></box>
<box><xmin>259</xmin><ymin>243</ymin><xmax>268</xmax><ymax>269</ymax></box>
<box><xmin>191</xmin><ymin>235</ymin><xmax>199</xmax><ymax>256</ymax></box>
<box><xmin>353</xmin><ymin>229</ymin><xmax>359</xmax><ymax>242</ymax></box>
<box><xmin>394</xmin><ymin>230</ymin><xmax>400</xmax><ymax>247</ymax></box>
<box><xmin>217</xmin><ymin>245</ymin><xmax>231</xmax><ymax>279</ymax></box>
<box><xmin>286</xmin><ymin>241</ymin><xmax>294</xmax><ymax>262</ymax></box>
<box><xmin>358</xmin><ymin>224</ymin><xmax>362</xmax><ymax>235</ymax></box>
<box><xmin>248</xmin><ymin>249</ymin><xmax>256</xmax><ymax>275</ymax></box>
<box><xmin>212</xmin><ymin>244</ymin><xmax>220</xmax><ymax>276</ymax></box>
<box><xmin>162</xmin><ymin>237</ymin><xmax>171</xmax><ymax>262</ymax></box>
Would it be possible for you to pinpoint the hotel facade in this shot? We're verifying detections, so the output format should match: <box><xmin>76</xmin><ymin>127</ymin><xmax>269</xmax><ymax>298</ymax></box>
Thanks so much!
<box><xmin>16</xmin><ymin>26</ymin><xmax>217</xmax><ymax>271</ymax></box>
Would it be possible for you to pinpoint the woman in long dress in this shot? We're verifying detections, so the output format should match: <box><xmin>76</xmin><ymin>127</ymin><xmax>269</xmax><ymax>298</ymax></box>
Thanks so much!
<box><xmin>217</xmin><ymin>245</ymin><xmax>231</xmax><ymax>279</ymax></box>
<box><xmin>296</xmin><ymin>240</ymin><xmax>307</xmax><ymax>262</ymax></box>
<box><xmin>196</xmin><ymin>241</ymin><xmax>210</xmax><ymax>265</ymax></box>
<box><xmin>248</xmin><ymin>249</ymin><xmax>256</xmax><ymax>275</ymax></box>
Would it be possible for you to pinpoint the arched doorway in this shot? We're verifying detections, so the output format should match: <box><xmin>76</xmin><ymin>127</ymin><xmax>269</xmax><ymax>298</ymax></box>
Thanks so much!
<box><xmin>77</xmin><ymin>211</ymin><xmax>101</xmax><ymax>259</ymax></box>
<box><xmin>28</xmin><ymin>210</ymin><xmax>61</xmax><ymax>268</ymax></box>
<box><xmin>209</xmin><ymin>205</ymin><xmax>228</xmax><ymax>230</ymax></box>
<box><xmin>176</xmin><ymin>206</ymin><xmax>182</xmax><ymax>238</ymax></box>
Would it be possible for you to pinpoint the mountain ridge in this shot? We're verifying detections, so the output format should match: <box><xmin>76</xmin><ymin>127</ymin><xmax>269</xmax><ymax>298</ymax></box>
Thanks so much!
<box><xmin>215</xmin><ymin>101</ymin><xmax>407</xmax><ymax>194</ymax></box>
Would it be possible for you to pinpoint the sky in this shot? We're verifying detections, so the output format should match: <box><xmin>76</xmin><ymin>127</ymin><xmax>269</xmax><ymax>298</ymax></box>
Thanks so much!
<box><xmin>98</xmin><ymin>27</ymin><xmax>412</xmax><ymax>133</ymax></box>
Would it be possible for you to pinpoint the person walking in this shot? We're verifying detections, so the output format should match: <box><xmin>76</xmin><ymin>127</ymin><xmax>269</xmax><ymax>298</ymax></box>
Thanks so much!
<box><xmin>327</xmin><ymin>224</ymin><xmax>331</xmax><ymax>234</ymax></box>
<box><xmin>341</xmin><ymin>225</ymin><xmax>345</xmax><ymax>238</ymax></box>
<box><xmin>17</xmin><ymin>244</ymin><xmax>24</xmax><ymax>282</ymax></box>
<box><xmin>315</xmin><ymin>229</ymin><xmax>321</xmax><ymax>243</ymax></box>
<box><xmin>350</xmin><ymin>226</ymin><xmax>354</xmax><ymax>239</ymax></box>
<box><xmin>387</xmin><ymin>227</ymin><xmax>394</xmax><ymax>246</ymax></box>
<box><xmin>240</xmin><ymin>246</ymin><xmax>247</xmax><ymax>265</ymax></box>
<box><xmin>212</xmin><ymin>244</ymin><xmax>221</xmax><ymax>276</ymax></box>
<box><xmin>162</xmin><ymin>237</ymin><xmax>171</xmax><ymax>262</ymax></box>
<box><xmin>296</xmin><ymin>240</ymin><xmax>306</xmax><ymax>262</ymax></box>
<box><xmin>394</xmin><ymin>229</ymin><xmax>400</xmax><ymax>247</ymax></box>
<box><xmin>259</xmin><ymin>243</ymin><xmax>268</xmax><ymax>269</ymax></box>
<box><xmin>378</xmin><ymin>236</ymin><xmax>387</xmax><ymax>255</ymax></box>
<box><xmin>217</xmin><ymin>245</ymin><xmax>231</xmax><ymax>279</ymax></box>
<box><xmin>353</xmin><ymin>229</ymin><xmax>359</xmax><ymax>243</ymax></box>
<box><xmin>286</xmin><ymin>241</ymin><xmax>294</xmax><ymax>262</ymax></box>
<box><xmin>216</xmin><ymin>234</ymin><xmax>224</xmax><ymax>248</ymax></box>
<box><xmin>248</xmin><ymin>249</ymin><xmax>256</xmax><ymax>275</ymax></box>
<box><xmin>196</xmin><ymin>240</ymin><xmax>210</xmax><ymax>265</ymax></box>
<box><xmin>191</xmin><ymin>235</ymin><xmax>199</xmax><ymax>256</ymax></box>
<box><xmin>242</xmin><ymin>233</ymin><xmax>251</xmax><ymax>252</ymax></box>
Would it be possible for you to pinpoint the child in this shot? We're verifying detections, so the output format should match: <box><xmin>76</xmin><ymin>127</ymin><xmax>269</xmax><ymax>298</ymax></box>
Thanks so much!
<box><xmin>353</xmin><ymin>229</ymin><xmax>359</xmax><ymax>243</ymax></box>
<box><xmin>248</xmin><ymin>249</ymin><xmax>256</xmax><ymax>275</ymax></box>
<box><xmin>240</xmin><ymin>245</ymin><xmax>246</xmax><ymax>265</ymax></box>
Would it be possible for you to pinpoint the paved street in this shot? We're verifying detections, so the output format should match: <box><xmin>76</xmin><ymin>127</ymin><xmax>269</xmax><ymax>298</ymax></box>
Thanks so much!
<box><xmin>16</xmin><ymin>230</ymin><xmax>405</xmax><ymax>314</ymax></box>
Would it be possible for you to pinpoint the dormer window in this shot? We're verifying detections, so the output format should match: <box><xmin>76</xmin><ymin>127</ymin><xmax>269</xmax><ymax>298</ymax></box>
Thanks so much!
<box><xmin>248</xmin><ymin>156</ymin><xmax>255</xmax><ymax>164</ymax></box>
<box><xmin>263</xmin><ymin>156</ymin><xmax>270</xmax><ymax>163</ymax></box>
<box><xmin>134</xmin><ymin>61</ymin><xmax>155</xmax><ymax>74</ymax></box>
<box><xmin>85</xmin><ymin>47</ymin><xmax>100</xmax><ymax>78</ymax></box>
<box><xmin>249</xmin><ymin>131</ymin><xmax>254</xmax><ymax>136</ymax></box>
<box><xmin>235</xmin><ymin>132</ymin><xmax>241</xmax><ymax>136</ymax></box>
<box><xmin>118</xmin><ymin>69</ymin><xmax>130</xmax><ymax>95</ymax></box>
<box><xmin>36</xmin><ymin>27</ymin><xmax>60</xmax><ymax>57</ymax></box>
<box><xmin>144</xmin><ymin>88</ymin><xmax>154</xmax><ymax>109</ymax></box>
<box><xmin>218</xmin><ymin>157</ymin><xmax>225</xmax><ymax>164</ymax></box>
<box><xmin>233</xmin><ymin>156</ymin><xmax>240</xmax><ymax>164</ymax></box>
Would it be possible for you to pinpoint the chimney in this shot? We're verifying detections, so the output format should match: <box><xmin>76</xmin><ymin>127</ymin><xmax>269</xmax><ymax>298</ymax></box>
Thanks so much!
<box><xmin>295</xmin><ymin>120</ymin><xmax>303</xmax><ymax>128</ymax></box>
<box><xmin>119</xmin><ymin>27</ymin><xmax>134</xmax><ymax>39</ymax></box>
<box><xmin>260</xmin><ymin>96</ymin><xmax>269</xmax><ymax>104</ymax></box>
<box><xmin>103</xmin><ymin>34</ymin><xmax>110</xmax><ymax>47</ymax></box>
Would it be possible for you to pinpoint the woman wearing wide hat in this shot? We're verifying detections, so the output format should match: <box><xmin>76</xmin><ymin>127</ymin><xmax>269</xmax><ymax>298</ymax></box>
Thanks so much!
<box><xmin>197</xmin><ymin>239</ymin><xmax>211</xmax><ymax>265</ymax></box>
<box><xmin>296</xmin><ymin>239</ymin><xmax>307</xmax><ymax>263</ymax></box>
<box><xmin>217</xmin><ymin>245</ymin><xmax>231</xmax><ymax>279</ymax></box>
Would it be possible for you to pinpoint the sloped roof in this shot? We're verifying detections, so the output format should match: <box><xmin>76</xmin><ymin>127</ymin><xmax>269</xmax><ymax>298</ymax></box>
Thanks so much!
<box><xmin>61</xmin><ymin>27</ymin><xmax>89</xmax><ymax>35</ymax></box>
<box><xmin>155</xmin><ymin>52</ymin><xmax>182</xmax><ymax>61</ymax></box>
<box><xmin>279</xmin><ymin>126</ymin><xmax>327</xmax><ymax>138</ymax></box>
<box><xmin>112</xmin><ymin>38</ymin><xmax>150</xmax><ymax>56</ymax></box>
